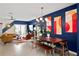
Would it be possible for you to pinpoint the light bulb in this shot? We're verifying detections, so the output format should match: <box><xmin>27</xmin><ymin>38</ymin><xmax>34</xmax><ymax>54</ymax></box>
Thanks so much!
<box><xmin>36</xmin><ymin>18</ymin><xmax>39</xmax><ymax>22</ymax></box>
<box><xmin>40</xmin><ymin>17</ymin><xmax>44</xmax><ymax>22</ymax></box>
<box><xmin>7</xmin><ymin>24</ymin><xmax>10</xmax><ymax>28</ymax></box>
<box><xmin>40</xmin><ymin>17</ymin><xmax>43</xmax><ymax>21</ymax></box>
<box><xmin>45</xmin><ymin>18</ymin><xmax>48</xmax><ymax>22</ymax></box>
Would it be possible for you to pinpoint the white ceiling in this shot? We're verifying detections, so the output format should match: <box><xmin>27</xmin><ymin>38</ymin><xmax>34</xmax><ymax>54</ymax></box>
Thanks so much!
<box><xmin>0</xmin><ymin>3</ymin><xmax>73</xmax><ymax>21</ymax></box>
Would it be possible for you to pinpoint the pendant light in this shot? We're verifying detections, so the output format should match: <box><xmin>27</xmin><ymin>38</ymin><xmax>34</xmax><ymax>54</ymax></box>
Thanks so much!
<box><xmin>40</xmin><ymin>6</ymin><xmax>44</xmax><ymax>22</ymax></box>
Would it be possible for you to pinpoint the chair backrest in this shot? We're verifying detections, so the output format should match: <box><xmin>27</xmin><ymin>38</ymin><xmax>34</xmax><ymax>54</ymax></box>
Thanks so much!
<box><xmin>26</xmin><ymin>34</ymin><xmax>31</xmax><ymax>40</ymax></box>
<box><xmin>59</xmin><ymin>40</ymin><xmax>68</xmax><ymax>48</ymax></box>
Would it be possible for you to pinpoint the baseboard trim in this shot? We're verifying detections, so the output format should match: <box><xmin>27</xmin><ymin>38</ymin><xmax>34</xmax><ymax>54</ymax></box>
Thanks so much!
<box><xmin>69</xmin><ymin>50</ymin><xmax>77</xmax><ymax>56</ymax></box>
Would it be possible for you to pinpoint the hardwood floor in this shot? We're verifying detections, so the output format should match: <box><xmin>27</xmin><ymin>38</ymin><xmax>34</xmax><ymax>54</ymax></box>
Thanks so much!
<box><xmin>0</xmin><ymin>40</ymin><xmax>76</xmax><ymax>56</ymax></box>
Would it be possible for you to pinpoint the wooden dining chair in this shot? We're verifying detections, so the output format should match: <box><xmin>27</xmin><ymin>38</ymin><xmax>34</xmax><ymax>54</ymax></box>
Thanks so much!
<box><xmin>55</xmin><ymin>40</ymin><xmax>70</xmax><ymax>56</ymax></box>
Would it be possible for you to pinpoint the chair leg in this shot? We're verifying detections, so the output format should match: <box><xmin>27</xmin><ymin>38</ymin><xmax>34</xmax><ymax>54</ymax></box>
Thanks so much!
<box><xmin>45</xmin><ymin>50</ymin><xmax>47</xmax><ymax>55</ymax></box>
<box><xmin>67</xmin><ymin>51</ymin><xmax>70</xmax><ymax>56</ymax></box>
<box><xmin>52</xmin><ymin>49</ymin><xmax>55</xmax><ymax>56</ymax></box>
<box><xmin>49</xmin><ymin>50</ymin><xmax>52</xmax><ymax>55</ymax></box>
<box><xmin>62</xmin><ymin>46</ymin><xmax>65</xmax><ymax>56</ymax></box>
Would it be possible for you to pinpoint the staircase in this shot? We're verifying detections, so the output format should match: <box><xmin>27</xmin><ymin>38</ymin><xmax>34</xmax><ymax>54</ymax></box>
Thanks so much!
<box><xmin>2</xmin><ymin>21</ymin><xmax>15</xmax><ymax>33</ymax></box>
<box><xmin>2</xmin><ymin>19</ymin><xmax>36</xmax><ymax>33</ymax></box>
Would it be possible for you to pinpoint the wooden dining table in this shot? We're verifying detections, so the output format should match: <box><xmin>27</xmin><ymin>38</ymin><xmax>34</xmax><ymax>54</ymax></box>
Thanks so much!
<box><xmin>35</xmin><ymin>36</ymin><xmax>63</xmax><ymax>55</ymax></box>
<box><xmin>36</xmin><ymin>37</ymin><xmax>69</xmax><ymax>56</ymax></box>
<box><xmin>38</xmin><ymin>37</ymin><xmax>63</xmax><ymax>44</ymax></box>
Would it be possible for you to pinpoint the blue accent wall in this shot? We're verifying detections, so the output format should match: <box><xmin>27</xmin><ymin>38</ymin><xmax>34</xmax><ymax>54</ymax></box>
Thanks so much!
<box><xmin>12</xmin><ymin>4</ymin><xmax>78</xmax><ymax>55</ymax></box>
<box><xmin>14</xmin><ymin>20</ymin><xmax>29</xmax><ymax>24</ymax></box>
<box><xmin>43</xmin><ymin>4</ymin><xmax>77</xmax><ymax>53</ymax></box>
<box><xmin>77</xmin><ymin>4</ymin><xmax>79</xmax><ymax>56</ymax></box>
<box><xmin>14</xmin><ymin>20</ymin><xmax>36</xmax><ymax>25</ymax></box>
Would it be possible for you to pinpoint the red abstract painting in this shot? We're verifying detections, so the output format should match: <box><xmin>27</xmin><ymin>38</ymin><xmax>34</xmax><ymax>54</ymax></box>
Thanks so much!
<box><xmin>45</xmin><ymin>16</ymin><xmax>52</xmax><ymax>32</ymax></box>
<box><xmin>54</xmin><ymin>16</ymin><xmax>62</xmax><ymax>34</ymax></box>
<box><xmin>65</xmin><ymin>9</ymin><xmax>77</xmax><ymax>32</ymax></box>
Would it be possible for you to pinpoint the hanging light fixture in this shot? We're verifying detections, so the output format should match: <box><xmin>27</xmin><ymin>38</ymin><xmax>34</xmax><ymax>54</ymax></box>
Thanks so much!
<box><xmin>39</xmin><ymin>6</ymin><xmax>44</xmax><ymax>22</ymax></box>
<box><xmin>35</xmin><ymin>6</ymin><xmax>44</xmax><ymax>22</ymax></box>
<box><xmin>40</xmin><ymin>6</ymin><xmax>44</xmax><ymax>16</ymax></box>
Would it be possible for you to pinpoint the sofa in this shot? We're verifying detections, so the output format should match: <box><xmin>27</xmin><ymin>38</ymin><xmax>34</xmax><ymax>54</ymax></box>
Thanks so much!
<box><xmin>0</xmin><ymin>33</ymin><xmax>16</xmax><ymax>44</ymax></box>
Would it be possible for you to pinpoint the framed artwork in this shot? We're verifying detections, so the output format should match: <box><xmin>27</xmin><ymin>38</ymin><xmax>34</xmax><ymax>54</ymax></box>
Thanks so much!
<box><xmin>54</xmin><ymin>16</ymin><xmax>62</xmax><ymax>35</ymax></box>
<box><xmin>65</xmin><ymin>9</ymin><xmax>77</xmax><ymax>33</ymax></box>
<box><xmin>45</xmin><ymin>16</ymin><xmax>52</xmax><ymax>32</ymax></box>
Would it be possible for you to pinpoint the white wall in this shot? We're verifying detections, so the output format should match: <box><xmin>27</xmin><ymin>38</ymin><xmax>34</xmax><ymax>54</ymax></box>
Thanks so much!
<box><xmin>0</xmin><ymin>3</ymin><xmax>74</xmax><ymax>34</ymax></box>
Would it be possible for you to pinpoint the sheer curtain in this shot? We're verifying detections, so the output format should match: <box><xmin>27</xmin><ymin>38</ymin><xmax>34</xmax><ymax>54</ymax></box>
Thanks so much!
<box><xmin>14</xmin><ymin>24</ymin><xmax>27</xmax><ymax>37</ymax></box>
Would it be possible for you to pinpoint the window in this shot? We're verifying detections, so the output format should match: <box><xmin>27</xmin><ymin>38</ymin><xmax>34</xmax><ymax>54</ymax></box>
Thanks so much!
<box><xmin>29</xmin><ymin>25</ymin><xmax>33</xmax><ymax>31</ymax></box>
<box><xmin>14</xmin><ymin>24</ymin><xmax>27</xmax><ymax>36</ymax></box>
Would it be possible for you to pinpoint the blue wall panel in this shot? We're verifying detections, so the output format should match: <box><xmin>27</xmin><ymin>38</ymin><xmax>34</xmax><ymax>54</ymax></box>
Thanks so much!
<box><xmin>14</xmin><ymin>20</ymin><xmax>36</xmax><ymax>25</ymax></box>
<box><xmin>14</xmin><ymin>21</ymin><xmax>29</xmax><ymax>24</ymax></box>
<box><xmin>43</xmin><ymin>4</ymin><xmax>77</xmax><ymax>53</ymax></box>
<box><xmin>77</xmin><ymin>4</ymin><xmax>79</xmax><ymax>56</ymax></box>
